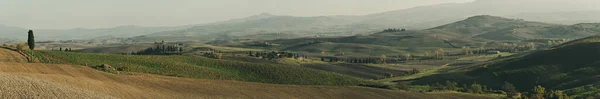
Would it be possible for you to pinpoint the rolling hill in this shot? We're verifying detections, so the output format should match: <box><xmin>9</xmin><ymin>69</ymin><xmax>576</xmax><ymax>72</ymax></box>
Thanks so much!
<box><xmin>128</xmin><ymin>0</ymin><xmax>600</xmax><ymax>43</ymax></box>
<box><xmin>3</xmin><ymin>0</ymin><xmax>600</xmax><ymax>43</ymax></box>
<box><xmin>236</xmin><ymin>15</ymin><xmax>553</xmax><ymax>55</ymax></box>
<box><xmin>30</xmin><ymin>50</ymin><xmax>372</xmax><ymax>86</ymax></box>
<box><xmin>135</xmin><ymin>15</ymin><xmax>381</xmax><ymax>42</ymax></box>
<box><xmin>410</xmin><ymin>35</ymin><xmax>600</xmax><ymax>98</ymax></box>
<box><xmin>0</xmin><ymin>48</ymin><xmax>498</xmax><ymax>98</ymax></box>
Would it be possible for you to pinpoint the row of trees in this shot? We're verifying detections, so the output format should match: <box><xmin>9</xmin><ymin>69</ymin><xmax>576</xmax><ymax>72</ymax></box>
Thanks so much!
<box><xmin>321</xmin><ymin>57</ymin><xmax>384</xmax><ymax>63</ymax></box>
<box><xmin>429</xmin><ymin>81</ymin><xmax>491</xmax><ymax>94</ymax></box>
<box><xmin>50</xmin><ymin>47</ymin><xmax>74</xmax><ymax>52</ymax></box>
<box><xmin>132</xmin><ymin>45</ymin><xmax>183</xmax><ymax>55</ymax></box>
<box><xmin>248</xmin><ymin>51</ymin><xmax>306</xmax><ymax>60</ymax></box>
<box><xmin>382</xmin><ymin>28</ymin><xmax>406</xmax><ymax>32</ymax></box>
<box><xmin>459</xmin><ymin>44</ymin><xmax>536</xmax><ymax>55</ymax></box>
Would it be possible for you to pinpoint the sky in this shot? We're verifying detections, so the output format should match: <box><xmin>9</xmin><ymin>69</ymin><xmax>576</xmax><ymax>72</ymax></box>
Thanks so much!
<box><xmin>0</xmin><ymin>0</ymin><xmax>474</xmax><ymax>29</ymax></box>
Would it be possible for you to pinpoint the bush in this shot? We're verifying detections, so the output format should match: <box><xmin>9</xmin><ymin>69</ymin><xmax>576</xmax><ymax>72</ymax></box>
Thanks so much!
<box><xmin>16</xmin><ymin>44</ymin><xmax>27</xmax><ymax>52</ymax></box>
<box><xmin>395</xmin><ymin>82</ymin><xmax>410</xmax><ymax>90</ymax></box>
<box><xmin>468</xmin><ymin>83</ymin><xmax>484</xmax><ymax>94</ymax></box>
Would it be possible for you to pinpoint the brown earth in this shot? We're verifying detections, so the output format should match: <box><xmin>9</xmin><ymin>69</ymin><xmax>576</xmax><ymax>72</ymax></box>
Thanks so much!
<box><xmin>0</xmin><ymin>48</ymin><xmax>496</xmax><ymax>99</ymax></box>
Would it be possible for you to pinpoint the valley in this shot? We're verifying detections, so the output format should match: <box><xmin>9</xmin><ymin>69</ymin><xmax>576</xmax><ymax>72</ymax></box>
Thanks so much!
<box><xmin>3</xmin><ymin>0</ymin><xmax>600</xmax><ymax>98</ymax></box>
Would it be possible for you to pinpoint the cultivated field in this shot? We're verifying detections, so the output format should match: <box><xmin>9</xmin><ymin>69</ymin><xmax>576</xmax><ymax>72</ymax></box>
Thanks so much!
<box><xmin>0</xmin><ymin>48</ymin><xmax>496</xmax><ymax>99</ymax></box>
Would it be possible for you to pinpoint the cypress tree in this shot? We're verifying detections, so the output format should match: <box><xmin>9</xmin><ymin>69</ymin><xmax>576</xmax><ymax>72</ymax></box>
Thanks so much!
<box><xmin>27</xmin><ymin>30</ymin><xmax>35</xmax><ymax>50</ymax></box>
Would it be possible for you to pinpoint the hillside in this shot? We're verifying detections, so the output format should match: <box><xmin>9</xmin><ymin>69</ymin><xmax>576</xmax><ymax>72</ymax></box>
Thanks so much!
<box><xmin>474</xmin><ymin>23</ymin><xmax>600</xmax><ymax>40</ymax></box>
<box><xmin>411</xmin><ymin>35</ymin><xmax>600</xmax><ymax>98</ymax></box>
<box><xmin>426</xmin><ymin>15</ymin><xmax>600</xmax><ymax>40</ymax></box>
<box><xmin>430</xmin><ymin>15</ymin><xmax>557</xmax><ymax>35</ymax></box>
<box><xmin>76</xmin><ymin>44</ymin><xmax>156</xmax><ymax>54</ymax></box>
<box><xmin>247</xmin><ymin>15</ymin><xmax>546</xmax><ymax>54</ymax></box>
<box><xmin>506</xmin><ymin>11</ymin><xmax>600</xmax><ymax>25</ymax></box>
<box><xmin>0</xmin><ymin>62</ymin><xmax>497</xmax><ymax>99</ymax></box>
<box><xmin>30</xmin><ymin>50</ymin><xmax>372</xmax><ymax>86</ymax></box>
<box><xmin>0</xmin><ymin>47</ymin><xmax>499</xmax><ymax>98</ymax></box>
<box><xmin>362</xmin><ymin>0</ymin><xmax>600</xmax><ymax>29</ymax></box>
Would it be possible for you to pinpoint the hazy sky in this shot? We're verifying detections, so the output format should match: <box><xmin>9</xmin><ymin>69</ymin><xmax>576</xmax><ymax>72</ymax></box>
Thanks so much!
<box><xmin>0</xmin><ymin>0</ymin><xmax>474</xmax><ymax>29</ymax></box>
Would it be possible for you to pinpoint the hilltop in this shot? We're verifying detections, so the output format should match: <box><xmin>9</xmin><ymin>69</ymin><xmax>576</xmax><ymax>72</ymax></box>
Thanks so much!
<box><xmin>430</xmin><ymin>15</ymin><xmax>557</xmax><ymax>35</ymax></box>
<box><xmin>429</xmin><ymin>15</ymin><xmax>600</xmax><ymax>40</ymax></box>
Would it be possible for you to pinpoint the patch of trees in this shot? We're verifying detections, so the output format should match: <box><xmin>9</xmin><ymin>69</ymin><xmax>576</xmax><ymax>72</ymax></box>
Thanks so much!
<box><xmin>298</xmin><ymin>40</ymin><xmax>326</xmax><ymax>47</ymax></box>
<box><xmin>244</xmin><ymin>42</ymin><xmax>277</xmax><ymax>47</ymax></box>
<box><xmin>523</xmin><ymin>38</ymin><xmax>568</xmax><ymax>43</ymax></box>
<box><xmin>320</xmin><ymin>56</ymin><xmax>383</xmax><ymax>64</ymax></box>
<box><xmin>203</xmin><ymin>51</ymin><xmax>223</xmax><ymax>59</ymax></box>
<box><xmin>132</xmin><ymin>45</ymin><xmax>183</xmax><ymax>55</ymax></box>
<box><xmin>425</xmin><ymin>81</ymin><xmax>570</xmax><ymax>99</ymax></box>
<box><xmin>469</xmin><ymin>46</ymin><xmax>534</xmax><ymax>54</ymax></box>
<box><xmin>503</xmin><ymin>84</ymin><xmax>569</xmax><ymax>99</ymax></box>
<box><xmin>248</xmin><ymin>51</ymin><xmax>306</xmax><ymax>60</ymax></box>
<box><xmin>382</xmin><ymin>28</ymin><xmax>406</xmax><ymax>32</ymax></box>
<box><xmin>428</xmin><ymin>81</ymin><xmax>493</xmax><ymax>94</ymax></box>
<box><xmin>380</xmin><ymin>68</ymin><xmax>420</xmax><ymax>80</ymax></box>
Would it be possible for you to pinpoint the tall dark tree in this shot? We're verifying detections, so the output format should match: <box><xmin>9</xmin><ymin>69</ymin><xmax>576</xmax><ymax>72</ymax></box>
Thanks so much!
<box><xmin>27</xmin><ymin>30</ymin><xmax>35</xmax><ymax>50</ymax></box>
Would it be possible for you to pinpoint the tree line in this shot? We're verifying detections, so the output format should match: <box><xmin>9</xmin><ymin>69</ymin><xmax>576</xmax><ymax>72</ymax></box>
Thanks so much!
<box><xmin>382</xmin><ymin>28</ymin><xmax>406</xmax><ymax>32</ymax></box>
<box><xmin>131</xmin><ymin>45</ymin><xmax>183</xmax><ymax>55</ymax></box>
<box><xmin>248</xmin><ymin>51</ymin><xmax>307</xmax><ymax>60</ymax></box>
<box><xmin>418</xmin><ymin>81</ymin><xmax>569</xmax><ymax>99</ymax></box>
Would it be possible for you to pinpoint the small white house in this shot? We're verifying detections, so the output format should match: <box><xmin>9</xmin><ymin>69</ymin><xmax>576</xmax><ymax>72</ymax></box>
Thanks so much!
<box><xmin>487</xmin><ymin>50</ymin><xmax>501</xmax><ymax>54</ymax></box>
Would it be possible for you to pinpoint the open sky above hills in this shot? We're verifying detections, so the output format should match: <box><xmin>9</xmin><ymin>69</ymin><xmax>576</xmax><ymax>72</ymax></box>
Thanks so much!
<box><xmin>2</xmin><ymin>0</ymin><xmax>474</xmax><ymax>29</ymax></box>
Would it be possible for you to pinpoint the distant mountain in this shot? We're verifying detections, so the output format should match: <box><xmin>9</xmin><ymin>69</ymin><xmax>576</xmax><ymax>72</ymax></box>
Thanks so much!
<box><xmin>430</xmin><ymin>15</ymin><xmax>558</xmax><ymax>35</ymax></box>
<box><xmin>240</xmin><ymin>15</ymin><xmax>600</xmax><ymax>57</ymax></box>
<box><xmin>0</xmin><ymin>25</ymin><xmax>191</xmax><ymax>41</ymax></box>
<box><xmin>506</xmin><ymin>11</ymin><xmax>600</xmax><ymax>25</ymax></box>
<box><xmin>360</xmin><ymin>0</ymin><xmax>600</xmax><ymax>29</ymax></box>
<box><xmin>136</xmin><ymin>14</ymin><xmax>381</xmax><ymax>42</ymax></box>
<box><xmin>420</xmin><ymin>15</ymin><xmax>600</xmax><ymax>40</ymax></box>
<box><xmin>136</xmin><ymin>0</ymin><xmax>600</xmax><ymax>43</ymax></box>
<box><xmin>0</xmin><ymin>25</ymin><xmax>26</xmax><ymax>40</ymax></box>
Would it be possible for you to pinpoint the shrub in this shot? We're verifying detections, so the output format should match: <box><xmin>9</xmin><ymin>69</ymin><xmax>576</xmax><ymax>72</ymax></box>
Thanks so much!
<box><xmin>395</xmin><ymin>82</ymin><xmax>410</xmax><ymax>90</ymax></box>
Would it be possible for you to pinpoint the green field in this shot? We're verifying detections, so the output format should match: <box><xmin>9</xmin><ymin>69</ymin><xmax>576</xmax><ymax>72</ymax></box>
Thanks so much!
<box><xmin>28</xmin><ymin>50</ymin><xmax>374</xmax><ymax>86</ymax></box>
<box><xmin>407</xmin><ymin>35</ymin><xmax>600</xmax><ymax>98</ymax></box>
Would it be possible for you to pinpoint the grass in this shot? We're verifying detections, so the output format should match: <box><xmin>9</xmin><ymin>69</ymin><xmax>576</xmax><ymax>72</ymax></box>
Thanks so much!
<box><xmin>407</xmin><ymin>36</ymin><xmax>600</xmax><ymax>98</ymax></box>
<box><xmin>456</xmin><ymin>52</ymin><xmax>513</xmax><ymax>61</ymax></box>
<box><xmin>376</xmin><ymin>64</ymin><xmax>452</xmax><ymax>84</ymax></box>
<box><xmin>188</xmin><ymin>44</ymin><xmax>266</xmax><ymax>52</ymax></box>
<box><xmin>28</xmin><ymin>50</ymin><xmax>374</xmax><ymax>86</ymax></box>
<box><xmin>427</xmin><ymin>91</ymin><xmax>505</xmax><ymax>99</ymax></box>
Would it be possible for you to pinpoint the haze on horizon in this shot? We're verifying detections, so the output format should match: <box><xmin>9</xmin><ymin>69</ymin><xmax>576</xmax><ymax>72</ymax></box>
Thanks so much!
<box><xmin>0</xmin><ymin>0</ymin><xmax>475</xmax><ymax>29</ymax></box>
